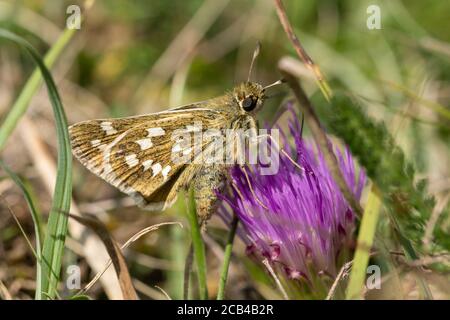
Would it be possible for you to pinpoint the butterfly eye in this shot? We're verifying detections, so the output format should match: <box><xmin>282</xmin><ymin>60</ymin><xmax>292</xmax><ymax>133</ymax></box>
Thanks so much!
<box><xmin>242</xmin><ymin>96</ymin><xmax>257</xmax><ymax>111</ymax></box>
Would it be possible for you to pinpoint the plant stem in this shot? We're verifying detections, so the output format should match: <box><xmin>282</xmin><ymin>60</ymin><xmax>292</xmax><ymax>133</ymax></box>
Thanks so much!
<box><xmin>217</xmin><ymin>215</ymin><xmax>238</xmax><ymax>300</ymax></box>
<box><xmin>346</xmin><ymin>186</ymin><xmax>381</xmax><ymax>299</ymax></box>
<box><xmin>273</xmin><ymin>0</ymin><xmax>332</xmax><ymax>101</ymax></box>
<box><xmin>186</xmin><ymin>187</ymin><xmax>208</xmax><ymax>299</ymax></box>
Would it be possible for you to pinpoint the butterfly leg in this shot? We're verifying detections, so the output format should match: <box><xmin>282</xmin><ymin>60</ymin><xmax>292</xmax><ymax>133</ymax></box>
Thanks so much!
<box><xmin>193</xmin><ymin>164</ymin><xmax>227</xmax><ymax>229</ymax></box>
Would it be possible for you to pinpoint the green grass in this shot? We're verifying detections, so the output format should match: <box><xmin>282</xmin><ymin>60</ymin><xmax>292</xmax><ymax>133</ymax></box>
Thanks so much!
<box><xmin>0</xmin><ymin>161</ymin><xmax>44</xmax><ymax>298</ymax></box>
<box><xmin>0</xmin><ymin>27</ymin><xmax>77</xmax><ymax>152</ymax></box>
<box><xmin>0</xmin><ymin>29</ymin><xmax>72</xmax><ymax>300</ymax></box>
<box><xmin>217</xmin><ymin>215</ymin><xmax>238</xmax><ymax>300</ymax></box>
<box><xmin>186</xmin><ymin>187</ymin><xmax>208</xmax><ymax>300</ymax></box>
<box><xmin>346</xmin><ymin>187</ymin><xmax>382</xmax><ymax>299</ymax></box>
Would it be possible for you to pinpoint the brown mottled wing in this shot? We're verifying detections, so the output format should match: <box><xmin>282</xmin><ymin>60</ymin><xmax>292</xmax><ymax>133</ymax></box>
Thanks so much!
<box><xmin>69</xmin><ymin>108</ymin><xmax>228</xmax><ymax>210</ymax></box>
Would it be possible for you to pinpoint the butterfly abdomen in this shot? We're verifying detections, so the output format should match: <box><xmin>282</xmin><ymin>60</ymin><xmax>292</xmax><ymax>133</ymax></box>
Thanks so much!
<box><xmin>193</xmin><ymin>164</ymin><xmax>227</xmax><ymax>225</ymax></box>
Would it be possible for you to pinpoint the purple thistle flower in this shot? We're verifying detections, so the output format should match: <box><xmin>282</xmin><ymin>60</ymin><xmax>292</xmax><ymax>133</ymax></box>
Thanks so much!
<box><xmin>219</xmin><ymin>109</ymin><xmax>366</xmax><ymax>287</ymax></box>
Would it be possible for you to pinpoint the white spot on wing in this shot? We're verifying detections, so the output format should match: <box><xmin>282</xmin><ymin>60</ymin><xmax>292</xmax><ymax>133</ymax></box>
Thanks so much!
<box><xmin>172</xmin><ymin>143</ymin><xmax>182</xmax><ymax>153</ymax></box>
<box><xmin>142</xmin><ymin>159</ymin><xmax>153</xmax><ymax>171</ymax></box>
<box><xmin>125</xmin><ymin>154</ymin><xmax>139</xmax><ymax>167</ymax></box>
<box><xmin>147</xmin><ymin>127</ymin><xmax>165</xmax><ymax>136</ymax></box>
<box><xmin>136</xmin><ymin>138</ymin><xmax>153</xmax><ymax>150</ymax></box>
<box><xmin>183</xmin><ymin>147</ymin><xmax>192</xmax><ymax>155</ymax></box>
<box><xmin>151</xmin><ymin>163</ymin><xmax>162</xmax><ymax>177</ymax></box>
<box><xmin>103</xmin><ymin>162</ymin><xmax>114</xmax><ymax>175</ymax></box>
<box><xmin>91</xmin><ymin>139</ymin><xmax>101</xmax><ymax>147</ymax></box>
<box><xmin>186</xmin><ymin>125</ymin><xmax>201</xmax><ymax>132</ymax></box>
<box><xmin>101</xmin><ymin>121</ymin><xmax>117</xmax><ymax>135</ymax></box>
<box><xmin>162</xmin><ymin>165</ymin><xmax>171</xmax><ymax>181</ymax></box>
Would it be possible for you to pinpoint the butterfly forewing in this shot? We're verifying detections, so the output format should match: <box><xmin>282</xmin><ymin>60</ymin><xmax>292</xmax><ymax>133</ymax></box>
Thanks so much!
<box><xmin>69</xmin><ymin>107</ymin><xmax>229</xmax><ymax>210</ymax></box>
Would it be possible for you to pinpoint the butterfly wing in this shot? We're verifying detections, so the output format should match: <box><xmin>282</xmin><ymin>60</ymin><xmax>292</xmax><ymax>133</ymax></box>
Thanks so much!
<box><xmin>69</xmin><ymin>107</ymin><xmax>229</xmax><ymax>210</ymax></box>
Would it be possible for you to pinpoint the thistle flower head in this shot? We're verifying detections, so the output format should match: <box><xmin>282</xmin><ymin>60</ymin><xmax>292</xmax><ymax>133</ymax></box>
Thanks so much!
<box><xmin>220</xmin><ymin>109</ymin><xmax>365</xmax><ymax>288</ymax></box>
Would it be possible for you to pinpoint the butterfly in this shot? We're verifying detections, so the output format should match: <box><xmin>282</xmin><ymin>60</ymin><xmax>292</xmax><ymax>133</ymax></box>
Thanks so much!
<box><xmin>69</xmin><ymin>48</ymin><xmax>282</xmax><ymax>224</ymax></box>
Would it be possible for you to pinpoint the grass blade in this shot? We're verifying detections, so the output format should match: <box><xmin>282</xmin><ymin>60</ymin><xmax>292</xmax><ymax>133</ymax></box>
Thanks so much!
<box><xmin>0</xmin><ymin>27</ymin><xmax>77</xmax><ymax>151</ymax></box>
<box><xmin>346</xmin><ymin>187</ymin><xmax>381</xmax><ymax>299</ymax></box>
<box><xmin>0</xmin><ymin>29</ymin><xmax>72</xmax><ymax>300</ymax></box>
<box><xmin>68</xmin><ymin>213</ymin><xmax>138</xmax><ymax>300</ymax></box>
<box><xmin>0</xmin><ymin>161</ymin><xmax>43</xmax><ymax>298</ymax></box>
<box><xmin>216</xmin><ymin>215</ymin><xmax>238</xmax><ymax>300</ymax></box>
<box><xmin>186</xmin><ymin>187</ymin><xmax>208</xmax><ymax>299</ymax></box>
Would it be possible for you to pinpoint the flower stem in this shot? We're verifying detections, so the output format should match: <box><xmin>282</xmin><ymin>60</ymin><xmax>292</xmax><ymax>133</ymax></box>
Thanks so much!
<box><xmin>216</xmin><ymin>215</ymin><xmax>238</xmax><ymax>300</ymax></box>
<box><xmin>346</xmin><ymin>186</ymin><xmax>381</xmax><ymax>299</ymax></box>
<box><xmin>186</xmin><ymin>187</ymin><xmax>208</xmax><ymax>299</ymax></box>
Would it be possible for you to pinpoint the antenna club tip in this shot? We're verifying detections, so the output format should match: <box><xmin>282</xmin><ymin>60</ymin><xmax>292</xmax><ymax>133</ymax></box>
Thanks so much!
<box><xmin>263</xmin><ymin>79</ymin><xmax>285</xmax><ymax>90</ymax></box>
<box><xmin>254</xmin><ymin>41</ymin><xmax>261</xmax><ymax>55</ymax></box>
<box><xmin>247</xmin><ymin>43</ymin><xmax>262</xmax><ymax>82</ymax></box>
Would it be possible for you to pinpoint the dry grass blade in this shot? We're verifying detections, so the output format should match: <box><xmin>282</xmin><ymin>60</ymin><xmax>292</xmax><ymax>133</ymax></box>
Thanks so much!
<box><xmin>124</xmin><ymin>222</ymin><xmax>182</xmax><ymax>246</ymax></box>
<box><xmin>262</xmin><ymin>258</ymin><xmax>288</xmax><ymax>300</ymax></box>
<box><xmin>326</xmin><ymin>261</ymin><xmax>352</xmax><ymax>300</ymax></box>
<box><xmin>154</xmin><ymin>285</ymin><xmax>172</xmax><ymax>300</ymax></box>
<box><xmin>0</xmin><ymin>280</ymin><xmax>13</xmax><ymax>300</ymax></box>
<box><xmin>68</xmin><ymin>213</ymin><xmax>138</xmax><ymax>300</ymax></box>
<box><xmin>79</xmin><ymin>222</ymin><xmax>182</xmax><ymax>296</ymax></box>
<box><xmin>132</xmin><ymin>279</ymin><xmax>166</xmax><ymax>300</ymax></box>
<box><xmin>403</xmin><ymin>253</ymin><xmax>450</xmax><ymax>268</ymax></box>
<box><xmin>273</xmin><ymin>0</ymin><xmax>332</xmax><ymax>100</ymax></box>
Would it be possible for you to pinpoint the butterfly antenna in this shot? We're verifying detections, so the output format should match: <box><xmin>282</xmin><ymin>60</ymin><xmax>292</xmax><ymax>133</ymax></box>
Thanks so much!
<box><xmin>247</xmin><ymin>42</ymin><xmax>261</xmax><ymax>82</ymax></box>
<box><xmin>241</xmin><ymin>166</ymin><xmax>269</xmax><ymax>210</ymax></box>
<box><xmin>263</xmin><ymin>79</ymin><xmax>285</xmax><ymax>90</ymax></box>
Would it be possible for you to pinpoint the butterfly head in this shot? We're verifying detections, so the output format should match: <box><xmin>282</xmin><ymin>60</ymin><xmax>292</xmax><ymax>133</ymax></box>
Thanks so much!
<box><xmin>233</xmin><ymin>81</ymin><xmax>266</xmax><ymax>113</ymax></box>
